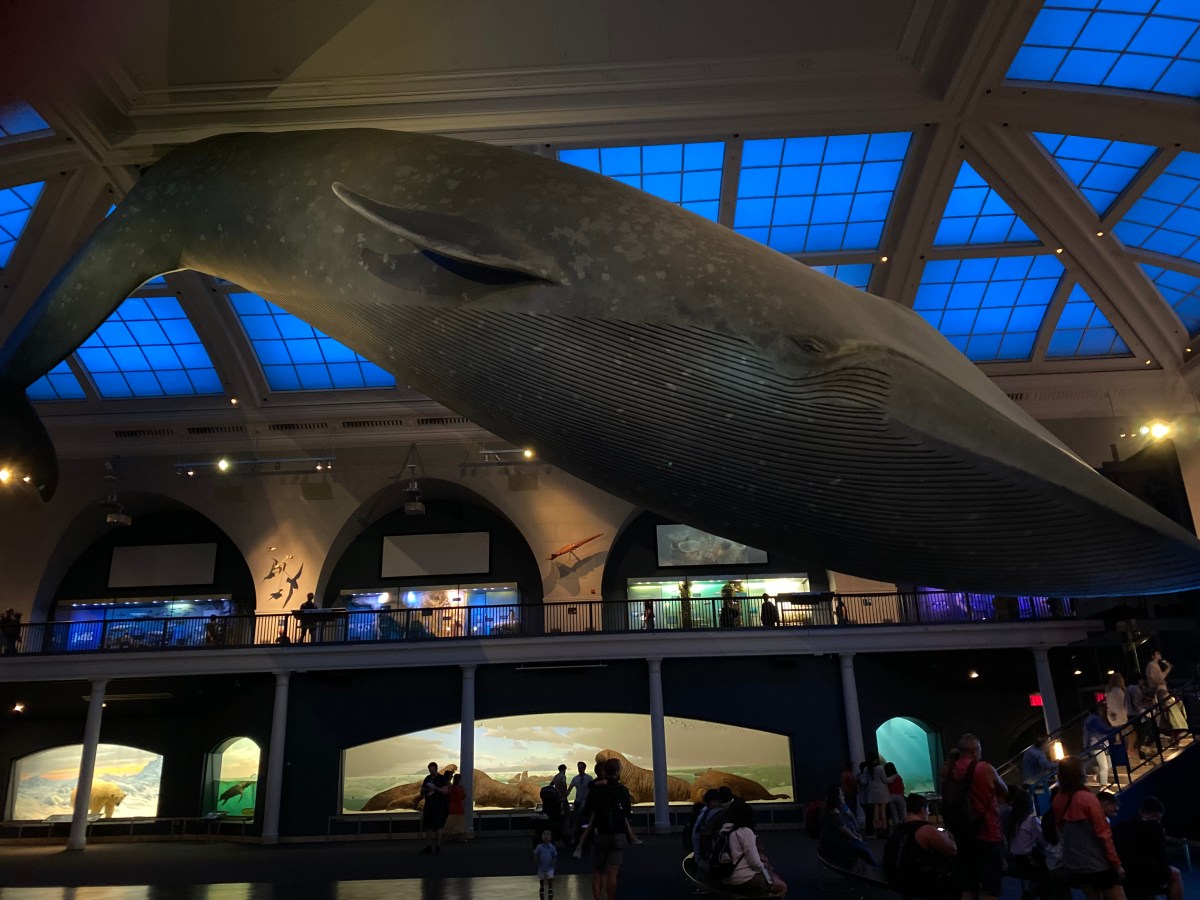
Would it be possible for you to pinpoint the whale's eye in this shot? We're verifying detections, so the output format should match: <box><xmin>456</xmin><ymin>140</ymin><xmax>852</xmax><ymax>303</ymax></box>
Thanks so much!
<box><xmin>793</xmin><ymin>337</ymin><xmax>826</xmax><ymax>354</ymax></box>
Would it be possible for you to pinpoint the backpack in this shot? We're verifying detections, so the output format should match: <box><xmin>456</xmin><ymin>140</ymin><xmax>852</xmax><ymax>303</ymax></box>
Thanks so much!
<box><xmin>589</xmin><ymin>782</ymin><xmax>629</xmax><ymax>835</ymax></box>
<box><xmin>696</xmin><ymin>806</ymin><xmax>731</xmax><ymax>869</ymax></box>
<box><xmin>707</xmin><ymin>825</ymin><xmax>744</xmax><ymax>880</ymax></box>
<box><xmin>940</xmin><ymin>759</ymin><xmax>982</xmax><ymax>839</ymax></box>
<box><xmin>883</xmin><ymin>822</ymin><xmax>955</xmax><ymax>895</ymax></box>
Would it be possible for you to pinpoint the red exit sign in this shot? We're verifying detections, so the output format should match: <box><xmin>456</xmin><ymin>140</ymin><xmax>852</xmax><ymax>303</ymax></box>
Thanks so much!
<box><xmin>1029</xmin><ymin>693</ymin><xmax>1043</xmax><ymax>707</ymax></box>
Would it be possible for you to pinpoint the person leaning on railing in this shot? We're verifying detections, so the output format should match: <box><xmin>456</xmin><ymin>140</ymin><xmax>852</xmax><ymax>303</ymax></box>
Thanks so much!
<box><xmin>0</xmin><ymin>608</ymin><xmax>22</xmax><ymax>655</ymax></box>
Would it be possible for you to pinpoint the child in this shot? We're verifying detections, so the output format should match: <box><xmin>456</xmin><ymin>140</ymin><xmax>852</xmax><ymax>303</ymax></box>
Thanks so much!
<box><xmin>533</xmin><ymin>829</ymin><xmax>557</xmax><ymax>898</ymax></box>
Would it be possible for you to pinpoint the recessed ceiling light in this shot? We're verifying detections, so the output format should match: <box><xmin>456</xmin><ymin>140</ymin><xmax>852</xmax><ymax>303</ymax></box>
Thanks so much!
<box><xmin>1055</xmin><ymin>248</ymin><xmax>1063</xmax><ymax>254</ymax></box>
<box><xmin>230</xmin><ymin>397</ymin><xmax>238</xmax><ymax>405</ymax></box>
<box><xmin>1096</xmin><ymin>231</ymin><xmax>1104</xmax><ymax>237</ymax></box>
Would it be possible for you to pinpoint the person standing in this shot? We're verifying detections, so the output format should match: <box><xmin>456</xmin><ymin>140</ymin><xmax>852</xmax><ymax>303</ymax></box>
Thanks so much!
<box><xmin>942</xmin><ymin>734</ymin><xmax>1007</xmax><ymax>900</ymax></box>
<box><xmin>550</xmin><ymin>763</ymin><xmax>569</xmax><ymax>818</ymax></box>
<box><xmin>859</xmin><ymin>753</ymin><xmax>889</xmax><ymax>837</ymax></box>
<box><xmin>641</xmin><ymin>600</ymin><xmax>655</xmax><ymax>630</ymax></box>
<box><xmin>568</xmin><ymin>761</ymin><xmax>594</xmax><ymax>841</ymax></box>
<box><xmin>419</xmin><ymin>761</ymin><xmax>450</xmax><ymax>854</ymax></box>
<box><xmin>444</xmin><ymin>772</ymin><xmax>468</xmax><ymax>843</ymax></box>
<box><xmin>1050</xmin><ymin>758</ymin><xmax>1125</xmax><ymax>900</ymax></box>
<box><xmin>840</xmin><ymin>761</ymin><xmax>860</xmax><ymax>820</ymax></box>
<box><xmin>1105</xmin><ymin>673</ymin><xmax>1136</xmax><ymax>764</ymax></box>
<box><xmin>582</xmin><ymin>756</ymin><xmax>632</xmax><ymax>900</ymax></box>
<box><xmin>533</xmin><ymin>829</ymin><xmax>558</xmax><ymax>899</ymax></box>
<box><xmin>760</xmin><ymin>593</ymin><xmax>780</xmax><ymax>628</ymax></box>
<box><xmin>883</xmin><ymin>762</ymin><xmax>906</xmax><ymax>831</ymax></box>
<box><xmin>1022</xmin><ymin>735</ymin><xmax>1057</xmax><ymax>786</ymax></box>
<box><xmin>1083</xmin><ymin>703</ymin><xmax>1115</xmax><ymax>788</ymax></box>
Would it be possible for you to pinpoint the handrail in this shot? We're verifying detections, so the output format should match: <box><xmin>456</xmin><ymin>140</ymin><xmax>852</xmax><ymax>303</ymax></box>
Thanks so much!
<box><xmin>0</xmin><ymin>591</ymin><xmax>1077</xmax><ymax>657</ymax></box>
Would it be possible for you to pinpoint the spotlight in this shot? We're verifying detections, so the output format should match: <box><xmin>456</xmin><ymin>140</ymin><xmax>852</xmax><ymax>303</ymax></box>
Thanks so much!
<box><xmin>230</xmin><ymin>397</ymin><xmax>239</xmax><ymax>405</ymax></box>
<box><xmin>1073</xmin><ymin>669</ymin><xmax>1083</xmax><ymax>676</ymax></box>
<box><xmin>0</xmin><ymin>468</ymin><xmax>10</xmax><ymax>483</ymax></box>
<box><xmin>217</xmin><ymin>458</ymin><xmax>231</xmax><ymax>472</ymax></box>
<box><xmin>21</xmin><ymin>475</ymin><xmax>30</xmax><ymax>483</ymax></box>
<box><xmin>1149</xmin><ymin>422</ymin><xmax>1171</xmax><ymax>440</ymax></box>
<box><xmin>1139</xmin><ymin>426</ymin><xmax>1150</xmax><ymax>436</ymax></box>
<box><xmin>968</xmin><ymin>670</ymin><xmax>979</xmax><ymax>679</ymax></box>
<box><xmin>12</xmin><ymin>702</ymin><xmax>25</xmax><ymax>713</ymax></box>
<box><xmin>523</xmin><ymin>448</ymin><xmax>535</xmax><ymax>459</ymax></box>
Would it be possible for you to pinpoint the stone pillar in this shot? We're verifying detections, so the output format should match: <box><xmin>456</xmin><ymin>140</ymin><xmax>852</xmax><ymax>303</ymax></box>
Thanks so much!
<box><xmin>67</xmin><ymin>679</ymin><xmax>108</xmax><ymax>850</ymax></box>
<box><xmin>260</xmin><ymin>672</ymin><xmax>291</xmax><ymax>844</ymax></box>
<box><xmin>840</xmin><ymin>653</ymin><xmax>866</xmax><ymax>764</ymax></box>
<box><xmin>648</xmin><ymin>658</ymin><xmax>670</xmax><ymax>833</ymax></box>
<box><xmin>1032</xmin><ymin>648</ymin><xmax>1062</xmax><ymax>733</ymax></box>
<box><xmin>461</xmin><ymin>664</ymin><xmax>476</xmax><ymax>834</ymax></box>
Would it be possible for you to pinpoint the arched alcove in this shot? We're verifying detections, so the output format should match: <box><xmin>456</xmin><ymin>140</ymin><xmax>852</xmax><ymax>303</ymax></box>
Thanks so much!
<box><xmin>875</xmin><ymin>716</ymin><xmax>940</xmax><ymax>793</ymax></box>
<box><xmin>204</xmin><ymin>736</ymin><xmax>261</xmax><ymax>818</ymax></box>
<box><xmin>8</xmin><ymin>743</ymin><xmax>163</xmax><ymax>820</ymax></box>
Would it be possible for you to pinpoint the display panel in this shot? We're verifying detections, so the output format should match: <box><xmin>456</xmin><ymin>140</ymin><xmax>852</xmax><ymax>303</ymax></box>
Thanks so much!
<box><xmin>380</xmin><ymin>532</ymin><xmax>490</xmax><ymax>577</ymax></box>
<box><xmin>208</xmin><ymin>737</ymin><xmax>260</xmax><ymax>817</ymax></box>
<box><xmin>340</xmin><ymin>585</ymin><xmax>520</xmax><ymax>640</ymax></box>
<box><xmin>655</xmin><ymin>525</ymin><xmax>768</xmax><ymax>567</ymax></box>
<box><xmin>342</xmin><ymin>713</ymin><xmax>792</xmax><ymax>813</ymax></box>
<box><xmin>10</xmin><ymin>744</ymin><xmax>162</xmax><ymax>820</ymax></box>
<box><xmin>108</xmin><ymin>543</ymin><xmax>217</xmax><ymax>588</ymax></box>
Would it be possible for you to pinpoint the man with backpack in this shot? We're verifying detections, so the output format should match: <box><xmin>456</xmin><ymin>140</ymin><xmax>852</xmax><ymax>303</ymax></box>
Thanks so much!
<box><xmin>694</xmin><ymin>786</ymin><xmax>735</xmax><ymax>875</ymax></box>
<box><xmin>940</xmin><ymin>734</ymin><xmax>1007</xmax><ymax>900</ymax></box>
<box><xmin>883</xmin><ymin>793</ymin><xmax>957</xmax><ymax>900</ymax></box>
<box><xmin>582</xmin><ymin>756</ymin><xmax>633</xmax><ymax>900</ymax></box>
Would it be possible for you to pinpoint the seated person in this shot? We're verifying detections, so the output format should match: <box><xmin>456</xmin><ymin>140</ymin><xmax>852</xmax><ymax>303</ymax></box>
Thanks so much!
<box><xmin>719</xmin><ymin>799</ymin><xmax>787</xmax><ymax>896</ymax></box>
<box><xmin>1113</xmin><ymin>796</ymin><xmax>1182</xmax><ymax>900</ymax></box>
<box><xmin>882</xmin><ymin>793</ymin><xmax>956</xmax><ymax>900</ymax></box>
<box><xmin>818</xmin><ymin>786</ymin><xmax>876</xmax><ymax>869</ymax></box>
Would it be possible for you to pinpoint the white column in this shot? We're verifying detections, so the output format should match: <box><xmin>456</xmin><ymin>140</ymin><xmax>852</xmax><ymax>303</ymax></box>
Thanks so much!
<box><xmin>460</xmin><ymin>664</ymin><xmax>476</xmax><ymax>835</ymax></box>
<box><xmin>1032</xmin><ymin>648</ymin><xmax>1062</xmax><ymax>733</ymax></box>
<box><xmin>260</xmin><ymin>672</ymin><xmax>291</xmax><ymax>844</ymax></box>
<box><xmin>67</xmin><ymin>679</ymin><xmax>108</xmax><ymax>851</ymax></box>
<box><xmin>840</xmin><ymin>653</ymin><xmax>866</xmax><ymax>764</ymax></box>
<box><xmin>647</xmin><ymin>658</ymin><xmax>670</xmax><ymax>833</ymax></box>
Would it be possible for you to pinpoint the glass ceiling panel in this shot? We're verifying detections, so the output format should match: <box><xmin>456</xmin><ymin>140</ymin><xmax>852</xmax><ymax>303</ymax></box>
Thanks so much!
<box><xmin>1114</xmin><ymin>151</ymin><xmax>1200</xmax><ymax>265</ymax></box>
<box><xmin>934</xmin><ymin>162</ymin><xmax>1040</xmax><ymax>246</ymax></box>
<box><xmin>1007</xmin><ymin>0</ymin><xmax>1200</xmax><ymax>99</ymax></box>
<box><xmin>76</xmin><ymin>295</ymin><xmax>223</xmax><ymax>398</ymax></box>
<box><xmin>229</xmin><ymin>292</ymin><xmax>396</xmax><ymax>391</ymax></box>
<box><xmin>557</xmin><ymin>142</ymin><xmax>725</xmax><ymax>221</ymax></box>
<box><xmin>733</xmin><ymin>132</ymin><xmax>911</xmax><ymax>253</ymax></box>
<box><xmin>1047</xmin><ymin>283</ymin><xmax>1132</xmax><ymax>357</ymax></box>
<box><xmin>0</xmin><ymin>101</ymin><xmax>49</xmax><ymax>139</ymax></box>
<box><xmin>1033</xmin><ymin>132</ymin><xmax>1157</xmax><ymax>216</ymax></box>
<box><xmin>1141</xmin><ymin>263</ymin><xmax>1200</xmax><ymax>335</ymax></box>
<box><xmin>914</xmin><ymin>255</ymin><xmax>1065</xmax><ymax>361</ymax></box>
<box><xmin>0</xmin><ymin>181</ymin><xmax>45</xmax><ymax>268</ymax></box>
<box><xmin>26</xmin><ymin>361</ymin><xmax>85</xmax><ymax>402</ymax></box>
<box><xmin>809</xmin><ymin>263</ymin><xmax>873</xmax><ymax>291</ymax></box>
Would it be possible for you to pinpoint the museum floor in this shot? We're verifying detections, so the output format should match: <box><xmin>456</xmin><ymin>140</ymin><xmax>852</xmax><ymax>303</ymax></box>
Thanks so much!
<box><xmin>0</xmin><ymin>833</ymin><xmax>1197</xmax><ymax>899</ymax></box>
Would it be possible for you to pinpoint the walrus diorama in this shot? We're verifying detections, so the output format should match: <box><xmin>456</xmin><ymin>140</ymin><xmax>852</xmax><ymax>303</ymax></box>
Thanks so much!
<box><xmin>3</xmin><ymin>128</ymin><xmax>1199</xmax><ymax>595</ymax></box>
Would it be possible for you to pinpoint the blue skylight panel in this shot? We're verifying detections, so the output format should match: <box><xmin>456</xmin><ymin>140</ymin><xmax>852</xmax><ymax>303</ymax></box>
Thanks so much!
<box><xmin>557</xmin><ymin>141</ymin><xmax>724</xmax><ymax>221</ymax></box>
<box><xmin>1114</xmin><ymin>151</ymin><xmax>1200</xmax><ymax>264</ymax></box>
<box><xmin>1047</xmin><ymin>284</ymin><xmax>1132</xmax><ymax>357</ymax></box>
<box><xmin>0</xmin><ymin>181</ymin><xmax>45</xmax><ymax>268</ymax></box>
<box><xmin>1141</xmin><ymin>263</ymin><xmax>1200</xmax><ymax>335</ymax></box>
<box><xmin>0</xmin><ymin>101</ymin><xmax>49</xmax><ymax>139</ymax></box>
<box><xmin>229</xmin><ymin>292</ymin><xmax>396</xmax><ymax>391</ymax></box>
<box><xmin>1033</xmin><ymin>132</ymin><xmax>1156</xmax><ymax>215</ymax></box>
<box><xmin>934</xmin><ymin>162</ymin><xmax>1040</xmax><ymax>246</ymax></box>
<box><xmin>1007</xmin><ymin>1</ymin><xmax>1200</xmax><ymax>99</ymax></box>
<box><xmin>75</xmin><ymin>296</ymin><xmax>222</xmax><ymax>398</ymax></box>
<box><xmin>26</xmin><ymin>361</ymin><xmax>85</xmax><ymax>401</ymax></box>
<box><xmin>914</xmin><ymin>255</ymin><xmax>1065</xmax><ymax>361</ymax></box>
<box><xmin>733</xmin><ymin>132</ymin><xmax>911</xmax><ymax>254</ymax></box>
<box><xmin>809</xmin><ymin>263</ymin><xmax>873</xmax><ymax>291</ymax></box>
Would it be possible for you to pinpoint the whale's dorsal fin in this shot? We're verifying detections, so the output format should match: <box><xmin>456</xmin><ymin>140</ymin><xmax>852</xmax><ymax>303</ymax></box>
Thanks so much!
<box><xmin>332</xmin><ymin>182</ymin><xmax>567</xmax><ymax>286</ymax></box>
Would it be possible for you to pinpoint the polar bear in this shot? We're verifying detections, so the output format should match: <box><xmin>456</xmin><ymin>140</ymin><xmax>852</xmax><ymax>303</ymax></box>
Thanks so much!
<box><xmin>69</xmin><ymin>781</ymin><xmax>127</xmax><ymax>818</ymax></box>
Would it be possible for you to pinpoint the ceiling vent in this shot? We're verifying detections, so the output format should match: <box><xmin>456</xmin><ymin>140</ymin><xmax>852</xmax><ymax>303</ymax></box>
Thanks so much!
<box><xmin>187</xmin><ymin>425</ymin><xmax>247</xmax><ymax>435</ymax></box>
<box><xmin>267</xmin><ymin>422</ymin><xmax>329</xmax><ymax>432</ymax></box>
<box><xmin>113</xmin><ymin>428</ymin><xmax>175</xmax><ymax>438</ymax></box>
<box><xmin>341</xmin><ymin>418</ymin><xmax>405</xmax><ymax>429</ymax></box>
<box><xmin>414</xmin><ymin>416</ymin><xmax>471</xmax><ymax>427</ymax></box>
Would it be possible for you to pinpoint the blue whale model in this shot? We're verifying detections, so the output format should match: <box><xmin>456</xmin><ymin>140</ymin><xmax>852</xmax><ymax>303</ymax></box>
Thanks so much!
<box><xmin>2</xmin><ymin>129</ymin><xmax>1198</xmax><ymax>596</ymax></box>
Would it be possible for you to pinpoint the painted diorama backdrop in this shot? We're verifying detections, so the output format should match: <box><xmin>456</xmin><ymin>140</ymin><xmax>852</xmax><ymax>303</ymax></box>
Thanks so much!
<box><xmin>342</xmin><ymin>712</ymin><xmax>793</xmax><ymax>813</ymax></box>
<box><xmin>11</xmin><ymin>743</ymin><xmax>163</xmax><ymax>820</ymax></box>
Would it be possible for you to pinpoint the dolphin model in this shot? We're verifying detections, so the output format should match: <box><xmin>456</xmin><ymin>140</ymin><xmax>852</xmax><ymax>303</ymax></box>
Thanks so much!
<box><xmin>2</xmin><ymin>128</ymin><xmax>1199</xmax><ymax>595</ymax></box>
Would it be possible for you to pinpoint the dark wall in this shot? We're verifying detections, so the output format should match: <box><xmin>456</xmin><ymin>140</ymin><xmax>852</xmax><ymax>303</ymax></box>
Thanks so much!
<box><xmin>53</xmin><ymin>511</ymin><xmax>256</xmax><ymax>611</ymax></box>
<box><xmin>602</xmin><ymin>511</ymin><xmax>832</xmax><ymax>600</ymax></box>
<box><xmin>322</xmin><ymin>497</ymin><xmax>543</xmax><ymax>604</ymax></box>
<box><xmin>1100</xmin><ymin>439</ymin><xmax>1196</xmax><ymax>534</ymax></box>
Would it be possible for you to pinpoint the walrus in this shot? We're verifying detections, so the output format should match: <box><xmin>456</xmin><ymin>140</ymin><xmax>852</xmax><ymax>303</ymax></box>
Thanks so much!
<box><xmin>689</xmin><ymin>769</ymin><xmax>790</xmax><ymax>803</ymax></box>
<box><xmin>595</xmin><ymin>749</ymin><xmax>691</xmax><ymax>803</ymax></box>
<box><xmin>2</xmin><ymin>129</ymin><xmax>1197</xmax><ymax>595</ymax></box>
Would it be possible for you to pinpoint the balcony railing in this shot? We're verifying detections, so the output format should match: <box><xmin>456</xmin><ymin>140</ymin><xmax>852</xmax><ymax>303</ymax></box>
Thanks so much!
<box><xmin>0</xmin><ymin>591</ymin><xmax>1075</xmax><ymax>657</ymax></box>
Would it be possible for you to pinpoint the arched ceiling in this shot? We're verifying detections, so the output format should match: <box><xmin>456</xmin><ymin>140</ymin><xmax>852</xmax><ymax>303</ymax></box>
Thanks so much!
<box><xmin>1</xmin><ymin>0</ymin><xmax>1199</xmax><ymax>462</ymax></box>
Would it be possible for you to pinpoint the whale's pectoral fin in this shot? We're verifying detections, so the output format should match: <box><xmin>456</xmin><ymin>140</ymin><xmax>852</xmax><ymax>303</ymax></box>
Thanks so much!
<box><xmin>0</xmin><ymin>386</ymin><xmax>59</xmax><ymax>500</ymax></box>
<box><xmin>332</xmin><ymin>182</ymin><xmax>568</xmax><ymax>286</ymax></box>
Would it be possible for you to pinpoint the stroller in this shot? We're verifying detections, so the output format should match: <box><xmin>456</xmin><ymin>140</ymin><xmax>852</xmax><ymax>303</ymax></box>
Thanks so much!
<box><xmin>529</xmin><ymin>784</ymin><xmax>567</xmax><ymax>846</ymax></box>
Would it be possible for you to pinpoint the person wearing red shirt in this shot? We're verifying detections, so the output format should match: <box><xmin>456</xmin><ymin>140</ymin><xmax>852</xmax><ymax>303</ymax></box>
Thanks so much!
<box><xmin>946</xmin><ymin>734</ymin><xmax>1007</xmax><ymax>900</ymax></box>
<box><xmin>840</xmin><ymin>761</ymin><xmax>860</xmax><ymax>819</ymax></box>
<box><xmin>1051</xmin><ymin>758</ymin><xmax>1125</xmax><ymax>900</ymax></box>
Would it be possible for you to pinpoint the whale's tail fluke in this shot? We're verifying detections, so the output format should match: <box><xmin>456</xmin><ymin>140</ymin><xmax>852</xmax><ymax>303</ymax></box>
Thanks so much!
<box><xmin>0</xmin><ymin>386</ymin><xmax>58</xmax><ymax>500</ymax></box>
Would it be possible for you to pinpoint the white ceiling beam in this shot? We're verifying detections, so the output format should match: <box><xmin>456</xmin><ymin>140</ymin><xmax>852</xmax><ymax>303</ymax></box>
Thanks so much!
<box><xmin>0</xmin><ymin>136</ymin><xmax>91</xmax><ymax>189</ymax></box>
<box><xmin>171</xmin><ymin>272</ymin><xmax>264</xmax><ymax>409</ymax></box>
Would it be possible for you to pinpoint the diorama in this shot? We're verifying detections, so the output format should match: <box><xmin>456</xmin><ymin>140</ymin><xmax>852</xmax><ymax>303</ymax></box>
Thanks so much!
<box><xmin>342</xmin><ymin>712</ymin><xmax>793</xmax><ymax>813</ymax></box>
<box><xmin>10</xmin><ymin>743</ymin><xmax>163</xmax><ymax>820</ymax></box>
<box><xmin>205</xmin><ymin>737</ymin><xmax>260</xmax><ymax>818</ymax></box>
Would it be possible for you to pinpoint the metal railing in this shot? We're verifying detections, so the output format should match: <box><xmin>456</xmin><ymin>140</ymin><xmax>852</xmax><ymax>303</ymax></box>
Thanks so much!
<box><xmin>0</xmin><ymin>591</ymin><xmax>1075</xmax><ymax>657</ymax></box>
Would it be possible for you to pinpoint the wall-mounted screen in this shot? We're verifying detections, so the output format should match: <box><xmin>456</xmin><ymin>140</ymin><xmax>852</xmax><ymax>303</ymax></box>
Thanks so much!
<box><xmin>108</xmin><ymin>543</ymin><xmax>217</xmax><ymax>588</ymax></box>
<box><xmin>381</xmin><ymin>532</ymin><xmax>490</xmax><ymax>578</ymax></box>
<box><xmin>10</xmin><ymin>744</ymin><xmax>162</xmax><ymax>820</ymax></box>
<box><xmin>342</xmin><ymin>713</ymin><xmax>792</xmax><ymax>813</ymax></box>
<box><xmin>656</xmin><ymin>525</ymin><xmax>768</xmax><ymax>567</ymax></box>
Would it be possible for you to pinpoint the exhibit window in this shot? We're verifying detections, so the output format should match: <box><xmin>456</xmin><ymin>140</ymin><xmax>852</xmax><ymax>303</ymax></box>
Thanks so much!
<box><xmin>626</xmin><ymin>576</ymin><xmax>810</xmax><ymax>628</ymax></box>
<box><xmin>342</xmin><ymin>713</ymin><xmax>793</xmax><ymax>814</ymax></box>
<box><xmin>338</xmin><ymin>584</ymin><xmax>520</xmax><ymax>640</ymax></box>
<box><xmin>48</xmin><ymin>595</ymin><xmax>236</xmax><ymax>651</ymax></box>
<box><xmin>205</xmin><ymin>737</ymin><xmax>260</xmax><ymax>818</ymax></box>
<box><xmin>916</xmin><ymin>590</ymin><xmax>1056</xmax><ymax>622</ymax></box>
<box><xmin>10</xmin><ymin>744</ymin><xmax>162</xmax><ymax>820</ymax></box>
<box><xmin>875</xmin><ymin>717</ymin><xmax>940</xmax><ymax>794</ymax></box>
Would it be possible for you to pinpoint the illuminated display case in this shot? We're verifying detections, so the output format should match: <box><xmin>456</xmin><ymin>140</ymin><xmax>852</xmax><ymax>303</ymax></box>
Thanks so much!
<box><xmin>338</xmin><ymin>584</ymin><xmax>520</xmax><ymax>640</ymax></box>
<box><xmin>48</xmin><ymin>596</ymin><xmax>235</xmax><ymax>651</ymax></box>
<box><xmin>10</xmin><ymin>744</ymin><xmax>162</xmax><ymax>820</ymax></box>
<box><xmin>626</xmin><ymin>576</ymin><xmax>811</xmax><ymax>628</ymax></box>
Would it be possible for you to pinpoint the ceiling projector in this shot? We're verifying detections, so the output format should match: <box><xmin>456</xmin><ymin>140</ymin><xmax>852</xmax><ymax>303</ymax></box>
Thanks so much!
<box><xmin>106</xmin><ymin>512</ymin><xmax>133</xmax><ymax>526</ymax></box>
<box><xmin>403</xmin><ymin>500</ymin><xmax>425</xmax><ymax>515</ymax></box>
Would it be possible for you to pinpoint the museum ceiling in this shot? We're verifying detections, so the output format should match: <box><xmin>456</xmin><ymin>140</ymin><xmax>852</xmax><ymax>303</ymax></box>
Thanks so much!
<box><xmin>0</xmin><ymin>0</ymin><xmax>1199</xmax><ymax>459</ymax></box>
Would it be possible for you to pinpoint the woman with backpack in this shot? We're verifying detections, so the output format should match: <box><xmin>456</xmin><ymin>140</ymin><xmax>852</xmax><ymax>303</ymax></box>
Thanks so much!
<box><xmin>1049</xmin><ymin>758</ymin><xmax>1125</xmax><ymax>900</ymax></box>
<box><xmin>717</xmin><ymin>800</ymin><xmax>787</xmax><ymax>895</ymax></box>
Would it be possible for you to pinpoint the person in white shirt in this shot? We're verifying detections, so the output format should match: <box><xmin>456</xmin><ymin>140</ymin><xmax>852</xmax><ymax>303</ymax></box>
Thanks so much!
<box><xmin>566</xmin><ymin>761</ymin><xmax>594</xmax><ymax>841</ymax></box>
<box><xmin>720</xmin><ymin>800</ymin><xmax>787</xmax><ymax>895</ymax></box>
